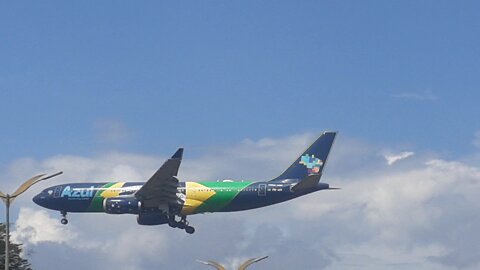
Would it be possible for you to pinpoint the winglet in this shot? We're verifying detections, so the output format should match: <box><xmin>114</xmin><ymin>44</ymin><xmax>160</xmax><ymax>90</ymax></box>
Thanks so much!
<box><xmin>171</xmin><ymin>148</ymin><xmax>184</xmax><ymax>159</ymax></box>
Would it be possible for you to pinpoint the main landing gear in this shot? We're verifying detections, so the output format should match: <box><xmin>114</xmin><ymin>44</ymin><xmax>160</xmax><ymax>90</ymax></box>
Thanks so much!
<box><xmin>60</xmin><ymin>211</ymin><xmax>68</xmax><ymax>225</ymax></box>
<box><xmin>168</xmin><ymin>215</ymin><xmax>195</xmax><ymax>234</ymax></box>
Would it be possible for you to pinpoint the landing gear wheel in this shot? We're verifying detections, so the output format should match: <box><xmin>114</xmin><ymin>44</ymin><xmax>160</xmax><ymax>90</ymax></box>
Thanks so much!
<box><xmin>60</xmin><ymin>211</ymin><xmax>68</xmax><ymax>225</ymax></box>
<box><xmin>177</xmin><ymin>222</ymin><xmax>186</xmax><ymax>230</ymax></box>
<box><xmin>176</xmin><ymin>216</ymin><xmax>188</xmax><ymax>229</ymax></box>
<box><xmin>185</xmin><ymin>226</ymin><xmax>195</xmax><ymax>234</ymax></box>
<box><xmin>168</xmin><ymin>221</ymin><xmax>178</xmax><ymax>228</ymax></box>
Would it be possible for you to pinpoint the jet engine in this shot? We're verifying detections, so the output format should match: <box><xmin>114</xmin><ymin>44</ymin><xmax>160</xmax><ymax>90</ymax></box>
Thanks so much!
<box><xmin>103</xmin><ymin>197</ymin><xmax>141</xmax><ymax>214</ymax></box>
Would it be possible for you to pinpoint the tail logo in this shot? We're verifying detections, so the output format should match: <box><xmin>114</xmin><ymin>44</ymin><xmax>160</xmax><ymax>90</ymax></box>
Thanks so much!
<box><xmin>300</xmin><ymin>154</ymin><xmax>324</xmax><ymax>174</ymax></box>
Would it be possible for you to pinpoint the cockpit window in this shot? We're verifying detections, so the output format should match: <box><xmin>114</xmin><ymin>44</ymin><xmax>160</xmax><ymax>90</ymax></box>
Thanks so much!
<box><xmin>53</xmin><ymin>186</ymin><xmax>63</xmax><ymax>198</ymax></box>
<box><xmin>47</xmin><ymin>190</ymin><xmax>53</xmax><ymax>196</ymax></box>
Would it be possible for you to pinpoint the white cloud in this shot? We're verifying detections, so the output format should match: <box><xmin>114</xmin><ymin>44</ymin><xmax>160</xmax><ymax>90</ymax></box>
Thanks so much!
<box><xmin>288</xmin><ymin>157</ymin><xmax>480</xmax><ymax>269</ymax></box>
<box><xmin>11</xmin><ymin>208</ymin><xmax>76</xmax><ymax>245</ymax></box>
<box><xmin>98</xmin><ymin>227</ymin><xmax>170</xmax><ymax>268</ymax></box>
<box><xmin>181</xmin><ymin>132</ymin><xmax>315</xmax><ymax>180</ymax></box>
<box><xmin>384</xmin><ymin>151</ymin><xmax>415</xmax><ymax>165</ymax></box>
<box><xmin>3</xmin><ymin>133</ymin><xmax>480</xmax><ymax>270</ymax></box>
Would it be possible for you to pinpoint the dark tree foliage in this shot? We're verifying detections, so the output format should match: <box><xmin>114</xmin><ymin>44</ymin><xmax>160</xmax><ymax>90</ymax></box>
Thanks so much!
<box><xmin>0</xmin><ymin>224</ymin><xmax>32</xmax><ymax>270</ymax></box>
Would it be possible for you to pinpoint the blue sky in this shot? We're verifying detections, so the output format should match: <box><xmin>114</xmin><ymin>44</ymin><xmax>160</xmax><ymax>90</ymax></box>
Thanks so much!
<box><xmin>2</xmin><ymin>1</ymin><xmax>479</xmax><ymax>161</ymax></box>
<box><xmin>2</xmin><ymin>1</ymin><xmax>480</xmax><ymax>270</ymax></box>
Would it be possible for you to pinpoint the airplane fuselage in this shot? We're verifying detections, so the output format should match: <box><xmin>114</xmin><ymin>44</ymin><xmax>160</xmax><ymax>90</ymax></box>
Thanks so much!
<box><xmin>33</xmin><ymin>180</ymin><xmax>329</xmax><ymax>216</ymax></box>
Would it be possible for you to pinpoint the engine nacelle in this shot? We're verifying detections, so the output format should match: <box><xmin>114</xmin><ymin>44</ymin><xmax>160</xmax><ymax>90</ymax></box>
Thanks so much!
<box><xmin>103</xmin><ymin>197</ymin><xmax>141</xmax><ymax>214</ymax></box>
<box><xmin>137</xmin><ymin>212</ymin><xmax>169</xmax><ymax>225</ymax></box>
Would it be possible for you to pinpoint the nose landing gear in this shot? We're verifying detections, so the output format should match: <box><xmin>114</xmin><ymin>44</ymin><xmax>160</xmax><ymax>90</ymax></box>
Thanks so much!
<box><xmin>60</xmin><ymin>211</ymin><xmax>68</xmax><ymax>225</ymax></box>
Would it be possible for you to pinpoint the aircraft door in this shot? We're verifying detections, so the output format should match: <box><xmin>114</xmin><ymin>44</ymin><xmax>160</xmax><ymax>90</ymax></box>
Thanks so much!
<box><xmin>258</xmin><ymin>184</ymin><xmax>266</xmax><ymax>197</ymax></box>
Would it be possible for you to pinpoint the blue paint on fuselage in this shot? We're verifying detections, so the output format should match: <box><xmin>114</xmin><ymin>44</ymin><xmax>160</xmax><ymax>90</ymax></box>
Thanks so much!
<box><xmin>220</xmin><ymin>181</ymin><xmax>329</xmax><ymax>212</ymax></box>
<box><xmin>33</xmin><ymin>180</ymin><xmax>329</xmax><ymax>214</ymax></box>
<box><xmin>33</xmin><ymin>182</ymin><xmax>144</xmax><ymax>212</ymax></box>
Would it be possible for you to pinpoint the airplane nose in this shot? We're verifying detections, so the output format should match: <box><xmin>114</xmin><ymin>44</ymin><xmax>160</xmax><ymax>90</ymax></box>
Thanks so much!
<box><xmin>32</xmin><ymin>194</ymin><xmax>45</xmax><ymax>206</ymax></box>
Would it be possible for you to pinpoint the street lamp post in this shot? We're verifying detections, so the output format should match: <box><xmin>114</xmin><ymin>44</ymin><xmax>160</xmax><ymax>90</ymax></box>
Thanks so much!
<box><xmin>197</xmin><ymin>260</ymin><xmax>226</xmax><ymax>270</ymax></box>
<box><xmin>238</xmin><ymin>256</ymin><xmax>268</xmax><ymax>270</ymax></box>
<box><xmin>0</xmin><ymin>172</ymin><xmax>63</xmax><ymax>270</ymax></box>
<box><xmin>198</xmin><ymin>256</ymin><xmax>268</xmax><ymax>270</ymax></box>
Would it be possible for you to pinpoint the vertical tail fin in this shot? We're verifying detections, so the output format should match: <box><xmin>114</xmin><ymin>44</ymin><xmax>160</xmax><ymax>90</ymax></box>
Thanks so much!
<box><xmin>272</xmin><ymin>132</ymin><xmax>337</xmax><ymax>181</ymax></box>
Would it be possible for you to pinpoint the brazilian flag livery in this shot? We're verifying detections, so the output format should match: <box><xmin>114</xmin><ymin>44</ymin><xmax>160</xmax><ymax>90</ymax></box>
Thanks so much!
<box><xmin>182</xmin><ymin>181</ymin><xmax>253</xmax><ymax>214</ymax></box>
<box><xmin>33</xmin><ymin>132</ymin><xmax>337</xmax><ymax>231</ymax></box>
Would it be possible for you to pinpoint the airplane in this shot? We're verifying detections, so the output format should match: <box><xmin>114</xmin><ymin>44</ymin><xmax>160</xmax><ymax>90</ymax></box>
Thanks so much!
<box><xmin>33</xmin><ymin>132</ymin><xmax>337</xmax><ymax>234</ymax></box>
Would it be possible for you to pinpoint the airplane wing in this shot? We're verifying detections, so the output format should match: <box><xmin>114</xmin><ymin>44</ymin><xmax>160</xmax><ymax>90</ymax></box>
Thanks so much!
<box><xmin>135</xmin><ymin>148</ymin><xmax>184</xmax><ymax>208</ymax></box>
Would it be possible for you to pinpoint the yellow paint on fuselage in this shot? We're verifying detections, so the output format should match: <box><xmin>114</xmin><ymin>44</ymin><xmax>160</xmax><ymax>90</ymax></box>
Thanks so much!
<box><xmin>99</xmin><ymin>182</ymin><xmax>126</xmax><ymax>198</ymax></box>
<box><xmin>181</xmin><ymin>182</ymin><xmax>216</xmax><ymax>215</ymax></box>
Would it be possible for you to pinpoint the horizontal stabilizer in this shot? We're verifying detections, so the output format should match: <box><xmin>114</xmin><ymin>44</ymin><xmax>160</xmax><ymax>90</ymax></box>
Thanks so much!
<box><xmin>291</xmin><ymin>174</ymin><xmax>322</xmax><ymax>192</ymax></box>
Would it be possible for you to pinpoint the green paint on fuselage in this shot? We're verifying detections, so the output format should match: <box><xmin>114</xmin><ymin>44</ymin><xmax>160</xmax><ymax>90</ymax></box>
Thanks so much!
<box><xmin>83</xmin><ymin>181</ymin><xmax>255</xmax><ymax>214</ymax></box>
<box><xmin>87</xmin><ymin>182</ymin><xmax>117</xmax><ymax>212</ymax></box>
<box><xmin>195</xmin><ymin>181</ymin><xmax>253</xmax><ymax>213</ymax></box>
